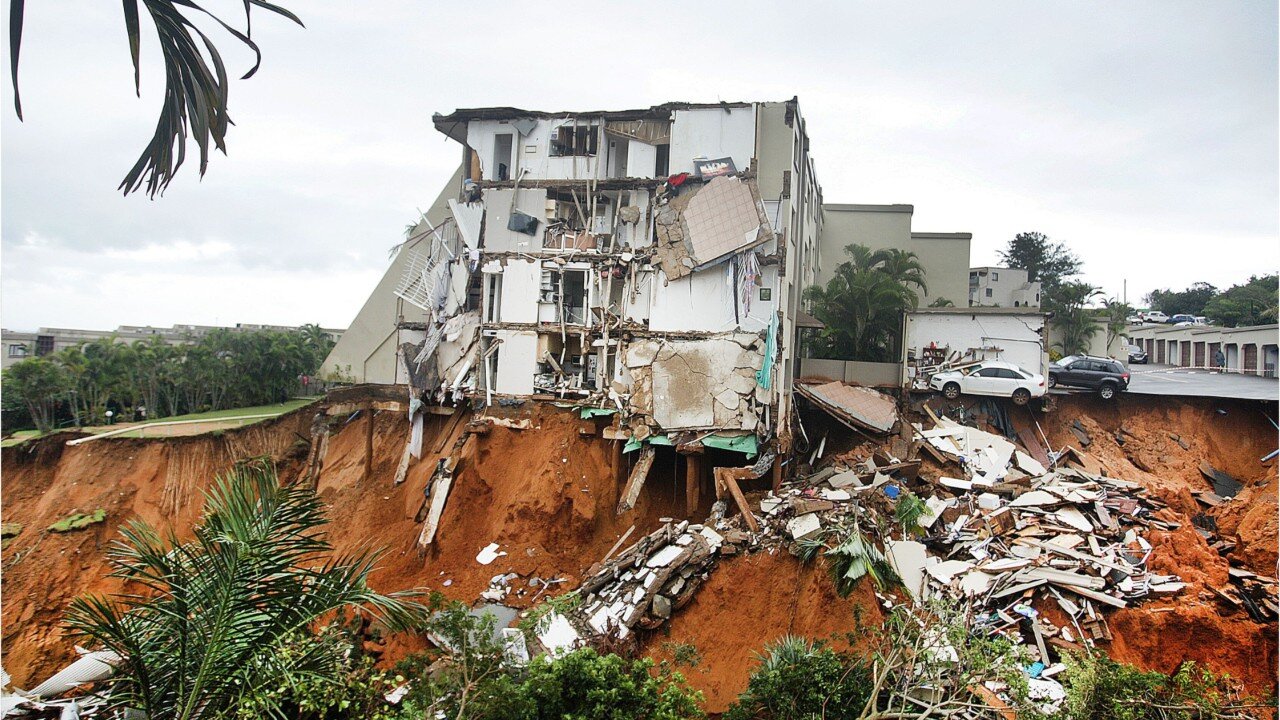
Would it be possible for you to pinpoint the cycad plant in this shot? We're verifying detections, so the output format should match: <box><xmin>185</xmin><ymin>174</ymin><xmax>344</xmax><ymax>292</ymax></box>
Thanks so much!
<box><xmin>65</xmin><ymin>461</ymin><xmax>424</xmax><ymax>720</ymax></box>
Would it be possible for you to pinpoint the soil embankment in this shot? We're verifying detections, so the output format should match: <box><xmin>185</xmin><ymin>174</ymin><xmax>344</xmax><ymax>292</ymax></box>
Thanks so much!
<box><xmin>2</xmin><ymin>391</ymin><xmax>1276</xmax><ymax>705</ymax></box>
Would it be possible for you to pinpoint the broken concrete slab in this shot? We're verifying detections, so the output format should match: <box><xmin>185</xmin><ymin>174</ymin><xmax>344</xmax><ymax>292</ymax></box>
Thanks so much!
<box><xmin>797</xmin><ymin>381</ymin><xmax>899</xmax><ymax>434</ymax></box>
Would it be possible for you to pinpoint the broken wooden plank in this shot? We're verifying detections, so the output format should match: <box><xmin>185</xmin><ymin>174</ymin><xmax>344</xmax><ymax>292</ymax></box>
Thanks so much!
<box><xmin>1055</xmin><ymin>583</ymin><xmax>1127</xmax><ymax>609</ymax></box>
<box><xmin>714</xmin><ymin>467</ymin><xmax>760</xmax><ymax>533</ymax></box>
<box><xmin>617</xmin><ymin>446</ymin><xmax>656</xmax><ymax>515</ymax></box>
<box><xmin>417</xmin><ymin>466</ymin><xmax>454</xmax><ymax>549</ymax></box>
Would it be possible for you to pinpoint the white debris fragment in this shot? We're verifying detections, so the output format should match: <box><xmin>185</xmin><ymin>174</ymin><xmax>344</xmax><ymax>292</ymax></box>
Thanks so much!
<box><xmin>476</xmin><ymin>543</ymin><xmax>506</xmax><ymax>565</ymax></box>
<box><xmin>787</xmin><ymin>512</ymin><xmax>822</xmax><ymax>540</ymax></box>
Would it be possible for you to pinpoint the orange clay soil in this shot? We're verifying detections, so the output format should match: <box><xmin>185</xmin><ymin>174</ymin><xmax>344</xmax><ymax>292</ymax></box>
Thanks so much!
<box><xmin>1018</xmin><ymin>394</ymin><xmax>1278</xmax><ymax>697</ymax></box>
<box><xmin>2</xmin><ymin>403</ymin><xmax>684</xmax><ymax>688</ymax></box>
<box><xmin>643</xmin><ymin>549</ymin><xmax>885</xmax><ymax>714</ymax></box>
<box><xmin>2</xmin><ymin>392</ymin><xmax>1276</xmax><ymax>704</ymax></box>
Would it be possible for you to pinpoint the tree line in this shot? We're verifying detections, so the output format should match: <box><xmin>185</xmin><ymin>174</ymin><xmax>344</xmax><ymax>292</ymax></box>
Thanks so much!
<box><xmin>2</xmin><ymin>326</ymin><xmax>335</xmax><ymax>433</ymax></box>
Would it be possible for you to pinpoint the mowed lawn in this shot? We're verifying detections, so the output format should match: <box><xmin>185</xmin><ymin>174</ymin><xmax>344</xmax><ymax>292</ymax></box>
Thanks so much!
<box><xmin>2</xmin><ymin>398</ymin><xmax>318</xmax><ymax>446</ymax></box>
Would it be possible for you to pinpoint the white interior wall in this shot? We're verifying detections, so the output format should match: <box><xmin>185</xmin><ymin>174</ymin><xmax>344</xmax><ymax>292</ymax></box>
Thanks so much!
<box><xmin>648</xmin><ymin>264</ymin><xmax>778</xmax><ymax>333</ymax></box>
<box><xmin>904</xmin><ymin>313</ymin><xmax>1048</xmax><ymax>377</ymax></box>
<box><xmin>493</xmin><ymin>330</ymin><xmax>537</xmax><ymax>395</ymax></box>
<box><xmin>626</xmin><ymin>140</ymin><xmax>657</xmax><ymax>178</ymax></box>
<box><xmin>484</xmin><ymin>188</ymin><xmax>548</xmax><ymax>252</ymax></box>
<box><xmin>668</xmin><ymin>107</ymin><xmax>758</xmax><ymax>176</ymax></box>
<box><xmin>499</xmin><ymin>259</ymin><xmax>541</xmax><ymax>323</ymax></box>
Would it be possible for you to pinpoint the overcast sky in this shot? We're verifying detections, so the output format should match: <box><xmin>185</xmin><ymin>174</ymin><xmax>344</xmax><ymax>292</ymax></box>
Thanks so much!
<box><xmin>2</xmin><ymin>1</ymin><xmax>1276</xmax><ymax>332</ymax></box>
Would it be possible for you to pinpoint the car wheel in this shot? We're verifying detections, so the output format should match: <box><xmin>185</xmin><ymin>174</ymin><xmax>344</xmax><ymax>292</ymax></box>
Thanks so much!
<box><xmin>1011</xmin><ymin>388</ymin><xmax>1031</xmax><ymax>406</ymax></box>
<box><xmin>943</xmin><ymin>382</ymin><xmax>961</xmax><ymax>400</ymax></box>
<box><xmin>1047</xmin><ymin>374</ymin><xmax>1057</xmax><ymax>389</ymax></box>
<box><xmin>1098</xmin><ymin>383</ymin><xmax>1116</xmax><ymax>400</ymax></box>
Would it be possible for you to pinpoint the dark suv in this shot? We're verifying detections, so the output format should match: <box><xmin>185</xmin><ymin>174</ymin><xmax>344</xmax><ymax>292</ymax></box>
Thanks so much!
<box><xmin>1048</xmin><ymin>355</ymin><xmax>1130</xmax><ymax>399</ymax></box>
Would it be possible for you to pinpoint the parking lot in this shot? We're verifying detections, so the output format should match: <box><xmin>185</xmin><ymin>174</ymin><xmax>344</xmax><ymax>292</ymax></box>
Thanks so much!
<box><xmin>1054</xmin><ymin>364</ymin><xmax>1278</xmax><ymax>401</ymax></box>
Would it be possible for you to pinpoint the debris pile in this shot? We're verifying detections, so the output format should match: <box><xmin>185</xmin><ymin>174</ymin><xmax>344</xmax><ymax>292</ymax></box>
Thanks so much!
<box><xmin>567</xmin><ymin>518</ymin><xmax>726</xmax><ymax>641</ymax></box>
<box><xmin>742</xmin><ymin>410</ymin><xmax>1190</xmax><ymax>712</ymax></box>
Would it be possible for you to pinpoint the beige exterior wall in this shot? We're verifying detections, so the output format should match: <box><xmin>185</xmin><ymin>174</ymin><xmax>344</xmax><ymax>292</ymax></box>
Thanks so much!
<box><xmin>817</xmin><ymin>206</ymin><xmax>970</xmax><ymax>308</ymax></box>
<box><xmin>319</xmin><ymin>163</ymin><xmax>465</xmax><ymax>383</ymax></box>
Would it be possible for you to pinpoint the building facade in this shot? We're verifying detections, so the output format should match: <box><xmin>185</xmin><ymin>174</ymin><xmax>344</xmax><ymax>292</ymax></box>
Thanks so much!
<box><xmin>968</xmin><ymin>266</ymin><xmax>1041</xmax><ymax>308</ymax></box>
<box><xmin>818</xmin><ymin>204</ymin><xmax>972</xmax><ymax>308</ymax></box>
<box><xmin>1126</xmin><ymin>323</ymin><xmax>1279</xmax><ymax>376</ymax></box>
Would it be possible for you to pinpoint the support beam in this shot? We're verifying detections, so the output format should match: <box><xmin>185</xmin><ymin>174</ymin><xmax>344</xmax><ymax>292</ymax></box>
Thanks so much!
<box><xmin>685</xmin><ymin>454</ymin><xmax>702</xmax><ymax>517</ymax></box>
<box><xmin>612</xmin><ymin>438</ymin><xmax>624</xmax><ymax>484</ymax></box>
<box><xmin>714</xmin><ymin>467</ymin><xmax>759</xmax><ymax>533</ymax></box>
<box><xmin>617</xmin><ymin>445</ymin><xmax>656</xmax><ymax>515</ymax></box>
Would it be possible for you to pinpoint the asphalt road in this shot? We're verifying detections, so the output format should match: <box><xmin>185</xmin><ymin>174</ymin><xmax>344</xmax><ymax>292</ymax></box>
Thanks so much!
<box><xmin>1053</xmin><ymin>364</ymin><xmax>1278</xmax><ymax>401</ymax></box>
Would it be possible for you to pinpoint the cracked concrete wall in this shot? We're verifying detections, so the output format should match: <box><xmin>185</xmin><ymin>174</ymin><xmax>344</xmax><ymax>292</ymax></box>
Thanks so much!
<box><xmin>624</xmin><ymin>334</ymin><xmax>770</xmax><ymax>432</ymax></box>
<box><xmin>484</xmin><ymin>188</ymin><xmax>549</xmax><ymax>252</ymax></box>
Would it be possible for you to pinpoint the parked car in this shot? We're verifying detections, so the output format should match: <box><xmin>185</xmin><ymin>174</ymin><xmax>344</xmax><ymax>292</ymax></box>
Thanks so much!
<box><xmin>1142</xmin><ymin>311</ymin><xmax>1169</xmax><ymax>324</ymax></box>
<box><xmin>1126</xmin><ymin>315</ymin><xmax>1145</xmax><ymax>325</ymax></box>
<box><xmin>1170</xmin><ymin>314</ymin><xmax>1196</xmax><ymax>325</ymax></box>
<box><xmin>929</xmin><ymin>360</ymin><xmax>1046</xmax><ymax>406</ymax></box>
<box><xmin>1048</xmin><ymin>355</ymin><xmax>1130</xmax><ymax>399</ymax></box>
<box><xmin>1127</xmin><ymin>345</ymin><xmax>1148</xmax><ymax>364</ymax></box>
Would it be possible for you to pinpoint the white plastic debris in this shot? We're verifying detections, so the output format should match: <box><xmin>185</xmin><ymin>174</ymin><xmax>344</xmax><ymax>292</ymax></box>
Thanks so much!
<box><xmin>786</xmin><ymin>513</ymin><xmax>822</xmax><ymax>540</ymax></box>
<box><xmin>476</xmin><ymin>543</ymin><xmax>506</xmax><ymax>565</ymax></box>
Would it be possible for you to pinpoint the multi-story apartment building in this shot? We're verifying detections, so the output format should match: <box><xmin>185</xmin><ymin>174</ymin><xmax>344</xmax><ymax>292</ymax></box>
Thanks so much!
<box><xmin>968</xmin><ymin>266</ymin><xmax>1041</xmax><ymax>308</ymax></box>
<box><xmin>325</xmin><ymin>99</ymin><xmax>825</xmax><ymax>455</ymax></box>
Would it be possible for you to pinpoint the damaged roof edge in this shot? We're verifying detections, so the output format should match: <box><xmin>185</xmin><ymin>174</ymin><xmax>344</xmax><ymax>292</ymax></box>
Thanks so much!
<box><xmin>431</xmin><ymin>100</ymin><xmax>776</xmax><ymax>137</ymax></box>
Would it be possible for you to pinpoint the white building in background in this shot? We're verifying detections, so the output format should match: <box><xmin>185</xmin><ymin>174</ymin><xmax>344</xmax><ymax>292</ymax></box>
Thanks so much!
<box><xmin>323</xmin><ymin>99</ymin><xmax>824</xmax><ymax>448</ymax></box>
<box><xmin>969</xmin><ymin>266</ymin><xmax>1041</xmax><ymax>308</ymax></box>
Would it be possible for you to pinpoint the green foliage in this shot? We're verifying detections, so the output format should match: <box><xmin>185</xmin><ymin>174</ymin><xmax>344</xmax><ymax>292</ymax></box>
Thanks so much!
<box><xmin>999</xmin><ymin>231</ymin><xmax>1082</xmax><ymax>290</ymax></box>
<box><xmin>1203</xmin><ymin>274</ymin><xmax>1278</xmax><ymax>328</ymax></box>
<box><xmin>64</xmin><ymin>461</ymin><xmax>426</xmax><ymax>720</ymax></box>
<box><xmin>236</xmin><ymin>624</ymin><xmax>402</xmax><ymax>720</ymax></box>
<box><xmin>825</xmin><ymin>530</ymin><xmax>898</xmax><ymax>595</ymax></box>
<box><xmin>928</xmin><ymin>296</ymin><xmax>956</xmax><ymax>308</ymax></box>
<box><xmin>725</xmin><ymin>636</ymin><xmax>870</xmax><ymax>720</ymax></box>
<box><xmin>2</xmin><ymin>356</ymin><xmax>69</xmax><ymax>432</ymax></box>
<box><xmin>515</xmin><ymin>649</ymin><xmax>703</xmax><ymax>720</ymax></box>
<box><xmin>1144</xmin><ymin>282</ymin><xmax>1218</xmax><ymax>317</ymax></box>
<box><xmin>893</xmin><ymin>492</ymin><xmax>928</xmax><ymax>535</ymax></box>
<box><xmin>48</xmin><ymin>508</ymin><xmax>107</xmax><ymax>532</ymax></box>
<box><xmin>1102</xmin><ymin>298</ymin><xmax>1135</xmax><ymax>354</ymax></box>
<box><xmin>4</xmin><ymin>327</ymin><xmax>334</xmax><ymax>432</ymax></box>
<box><xmin>662</xmin><ymin>641</ymin><xmax>702</xmax><ymax>669</ymax></box>
<box><xmin>10</xmin><ymin>0</ymin><xmax>302</xmax><ymax>197</ymax></box>
<box><xmin>1048</xmin><ymin>281</ymin><xmax>1103</xmax><ymax>356</ymax></box>
<box><xmin>803</xmin><ymin>244</ymin><xmax>927</xmax><ymax>362</ymax></box>
<box><xmin>1060</xmin><ymin>652</ymin><xmax>1268</xmax><ymax>720</ymax></box>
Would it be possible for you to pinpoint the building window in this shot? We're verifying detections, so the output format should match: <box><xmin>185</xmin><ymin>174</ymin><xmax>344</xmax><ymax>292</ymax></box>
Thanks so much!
<box><xmin>8</xmin><ymin>344</ymin><xmax>28</xmax><ymax>358</ymax></box>
<box><xmin>35</xmin><ymin>335</ymin><xmax>54</xmax><ymax>356</ymax></box>
<box><xmin>985</xmin><ymin>288</ymin><xmax>993</xmax><ymax>298</ymax></box>
<box><xmin>992</xmin><ymin>271</ymin><xmax>999</xmax><ymax>281</ymax></box>
<box><xmin>550</xmin><ymin>124</ymin><xmax>598</xmax><ymax>157</ymax></box>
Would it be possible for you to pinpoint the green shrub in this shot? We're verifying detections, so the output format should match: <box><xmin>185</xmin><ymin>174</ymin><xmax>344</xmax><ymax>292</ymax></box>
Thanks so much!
<box><xmin>725</xmin><ymin>636</ymin><xmax>870</xmax><ymax>720</ymax></box>
<box><xmin>1060</xmin><ymin>652</ymin><xmax>1269</xmax><ymax>720</ymax></box>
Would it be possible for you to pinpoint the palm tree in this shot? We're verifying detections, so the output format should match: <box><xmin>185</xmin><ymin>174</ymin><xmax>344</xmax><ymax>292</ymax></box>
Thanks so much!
<box><xmin>871</xmin><ymin>248</ymin><xmax>928</xmax><ymax>300</ymax></box>
<box><xmin>802</xmin><ymin>244</ymin><xmax>927</xmax><ymax>361</ymax></box>
<box><xmin>1048</xmin><ymin>281</ymin><xmax>1103</xmax><ymax>356</ymax></box>
<box><xmin>65</xmin><ymin>462</ymin><xmax>424</xmax><ymax>720</ymax></box>
<box><xmin>1102</xmin><ymin>298</ymin><xmax>1134</xmax><ymax>356</ymax></box>
<box><xmin>9</xmin><ymin>1</ymin><xmax>302</xmax><ymax>196</ymax></box>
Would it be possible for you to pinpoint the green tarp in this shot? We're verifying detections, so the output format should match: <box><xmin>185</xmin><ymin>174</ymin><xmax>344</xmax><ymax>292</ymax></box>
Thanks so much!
<box><xmin>623</xmin><ymin>433</ymin><xmax>757</xmax><ymax>458</ymax></box>
<box><xmin>579</xmin><ymin>407</ymin><xmax>617</xmax><ymax>420</ymax></box>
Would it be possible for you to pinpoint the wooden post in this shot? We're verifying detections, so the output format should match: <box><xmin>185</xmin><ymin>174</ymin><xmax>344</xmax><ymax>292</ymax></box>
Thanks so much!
<box><xmin>363</xmin><ymin>407</ymin><xmax>375</xmax><ymax>482</ymax></box>
<box><xmin>771</xmin><ymin>456</ymin><xmax>783</xmax><ymax>494</ymax></box>
<box><xmin>714</xmin><ymin>467</ymin><xmax>759</xmax><ymax>533</ymax></box>
<box><xmin>685</xmin><ymin>454</ymin><xmax>702</xmax><ymax>517</ymax></box>
<box><xmin>612</xmin><ymin>438</ymin><xmax>624</xmax><ymax>483</ymax></box>
<box><xmin>617</xmin><ymin>446</ymin><xmax>656</xmax><ymax>515</ymax></box>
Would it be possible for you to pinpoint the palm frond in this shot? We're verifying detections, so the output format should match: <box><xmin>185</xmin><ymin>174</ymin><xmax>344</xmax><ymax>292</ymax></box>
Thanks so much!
<box><xmin>64</xmin><ymin>461</ymin><xmax>424</xmax><ymax>720</ymax></box>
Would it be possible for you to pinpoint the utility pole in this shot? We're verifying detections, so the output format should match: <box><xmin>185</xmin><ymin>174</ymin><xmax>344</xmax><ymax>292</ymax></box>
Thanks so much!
<box><xmin>1123</xmin><ymin>278</ymin><xmax>1127</xmax><ymax>305</ymax></box>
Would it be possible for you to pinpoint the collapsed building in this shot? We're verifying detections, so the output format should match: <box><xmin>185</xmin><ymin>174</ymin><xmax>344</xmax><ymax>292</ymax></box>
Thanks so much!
<box><xmin>327</xmin><ymin>99</ymin><xmax>829</xmax><ymax>472</ymax></box>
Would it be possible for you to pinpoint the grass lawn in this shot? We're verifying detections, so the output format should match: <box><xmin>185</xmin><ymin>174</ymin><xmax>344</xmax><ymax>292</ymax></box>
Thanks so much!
<box><xmin>1</xmin><ymin>397</ymin><xmax>319</xmax><ymax>446</ymax></box>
